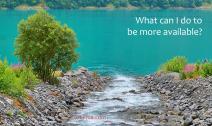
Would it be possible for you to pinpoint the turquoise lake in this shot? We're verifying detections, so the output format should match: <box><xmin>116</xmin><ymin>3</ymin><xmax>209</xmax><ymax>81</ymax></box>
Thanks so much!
<box><xmin>0</xmin><ymin>10</ymin><xmax>211</xmax><ymax>75</ymax></box>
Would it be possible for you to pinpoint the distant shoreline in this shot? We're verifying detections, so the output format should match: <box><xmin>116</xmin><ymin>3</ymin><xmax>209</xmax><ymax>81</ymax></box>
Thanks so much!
<box><xmin>0</xmin><ymin>4</ymin><xmax>212</xmax><ymax>11</ymax></box>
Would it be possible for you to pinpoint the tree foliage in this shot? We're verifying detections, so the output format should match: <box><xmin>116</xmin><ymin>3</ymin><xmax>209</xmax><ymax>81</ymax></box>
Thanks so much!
<box><xmin>0</xmin><ymin>0</ymin><xmax>211</xmax><ymax>9</ymax></box>
<box><xmin>15</xmin><ymin>10</ymin><xmax>78</xmax><ymax>84</ymax></box>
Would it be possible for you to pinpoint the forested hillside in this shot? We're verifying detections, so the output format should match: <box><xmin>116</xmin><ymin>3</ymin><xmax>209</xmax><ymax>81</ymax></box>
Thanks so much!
<box><xmin>0</xmin><ymin>0</ymin><xmax>211</xmax><ymax>9</ymax></box>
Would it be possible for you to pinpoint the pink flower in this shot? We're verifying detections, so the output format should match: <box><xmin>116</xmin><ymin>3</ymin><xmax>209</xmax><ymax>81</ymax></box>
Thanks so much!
<box><xmin>183</xmin><ymin>64</ymin><xmax>195</xmax><ymax>73</ymax></box>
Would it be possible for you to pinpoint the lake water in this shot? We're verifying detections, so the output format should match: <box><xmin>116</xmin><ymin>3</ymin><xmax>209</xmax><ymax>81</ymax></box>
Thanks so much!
<box><xmin>0</xmin><ymin>10</ymin><xmax>212</xmax><ymax>75</ymax></box>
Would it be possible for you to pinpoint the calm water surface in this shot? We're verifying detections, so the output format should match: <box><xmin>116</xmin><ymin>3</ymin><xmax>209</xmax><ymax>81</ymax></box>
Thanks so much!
<box><xmin>0</xmin><ymin>10</ymin><xmax>212</xmax><ymax>75</ymax></box>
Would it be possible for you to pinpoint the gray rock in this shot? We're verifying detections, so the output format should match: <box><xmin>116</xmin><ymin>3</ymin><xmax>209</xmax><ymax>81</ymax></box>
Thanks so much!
<box><xmin>73</xmin><ymin>102</ymin><xmax>81</xmax><ymax>107</ymax></box>
<box><xmin>183</xmin><ymin>118</ymin><xmax>193</xmax><ymax>126</ymax></box>
<box><xmin>47</xmin><ymin>116</ymin><xmax>55</xmax><ymax>121</ymax></box>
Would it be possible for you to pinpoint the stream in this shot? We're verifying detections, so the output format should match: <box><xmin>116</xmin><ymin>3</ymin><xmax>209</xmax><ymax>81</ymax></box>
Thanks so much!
<box><xmin>68</xmin><ymin>75</ymin><xmax>160</xmax><ymax>126</ymax></box>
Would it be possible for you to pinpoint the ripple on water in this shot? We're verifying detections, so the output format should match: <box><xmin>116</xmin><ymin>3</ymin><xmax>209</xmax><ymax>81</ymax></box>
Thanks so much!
<box><xmin>68</xmin><ymin>75</ymin><xmax>160</xmax><ymax>126</ymax></box>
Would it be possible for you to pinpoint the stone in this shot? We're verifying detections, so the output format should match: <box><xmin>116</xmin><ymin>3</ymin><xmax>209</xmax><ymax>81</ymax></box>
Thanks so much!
<box><xmin>47</xmin><ymin>116</ymin><xmax>55</xmax><ymax>121</ymax></box>
<box><xmin>112</xmin><ymin>97</ymin><xmax>123</xmax><ymax>101</ymax></box>
<box><xmin>58</xmin><ymin>113</ymin><xmax>68</xmax><ymax>120</ymax></box>
<box><xmin>206</xmin><ymin>118</ymin><xmax>212</xmax><ymax>124</ymax></box>
<box><xmin>0</xmin><ymin>100</ymin><xmax>5</xmax><ymax>107</ymax></box>
<box><xmin>14</xmin><ymin>122</ymin><xmax>20</xmax><ymax>126</ymax></box>
<box><xmin>72</xmin><ymin>98</ymin><xmax>81</xmax><ymax>103</ymax></box>
<box><xmin>150</xmin><ymin>110</ymin><xmax>159</xmax><ymax>115</ymax></box>
<box><xmin>129</xmin><ymin>90</ymin><xmax>136</xmax><ymax>93</ymax></box>
<box><xmin>5</xmin><ymin>98</ymin><xmax>13</xmax><ymax>105</ymax></box>
<box><xmin>64</xmin><ymin>71</ymin><xmax>73</xmax><ymax>76</ymax></box>
<box><xmin>73</xmin><ymin>102</ymin><xmax>81</xmax><ymax>107</ymax></box>
<box><xmin>183</xmin><ymin>118</ymin><xmax>193</xmax><ymax>126</ymax></box>
<box><xmin>19</xmin><ymin>118</ymin><xmax>26</xmax><ymax>125</ymax></box>
<box><xmin>165</xmin><ymin>90</ymin><xmax>171</xmax><ymax>96</ymax></box>
<box><xmin>160</xmin><ymin>89</ymin><xmax>166</xmax><ymax>94</ymax></box>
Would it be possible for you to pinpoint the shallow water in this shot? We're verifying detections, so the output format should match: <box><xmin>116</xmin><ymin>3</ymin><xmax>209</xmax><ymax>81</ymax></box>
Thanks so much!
<box><xmin>68</xmin><ymin>75</ymin><xmax>159</xmax><ymax>126</ymax></box>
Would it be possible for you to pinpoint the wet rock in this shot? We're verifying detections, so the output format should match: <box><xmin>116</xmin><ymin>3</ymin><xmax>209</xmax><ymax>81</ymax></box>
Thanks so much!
<box><xmin>112</xmin><ymin>97</ymin><xmax>124</xmax><ymax>102</ymax></box>
<box><xmin>129</xmin><ymin>90</ymin><xmax>136</xmax><ymax>93</ymax></box>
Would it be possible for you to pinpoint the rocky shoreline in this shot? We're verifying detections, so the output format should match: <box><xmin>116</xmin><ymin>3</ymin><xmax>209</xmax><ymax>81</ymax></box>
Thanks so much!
<box><xmin>135</xmin><ymin>73</ymin><xmax>212</xmax><ymax>126</ymax></box>
<box><xmin>0</xmin><ymin>70</ymin><xmax>211</xmax><ymax>126</ymax></box>
<box><xmin>0</xmin><ymin>68</ymin><xmax>110</xmax><ymax>126</ymax></box>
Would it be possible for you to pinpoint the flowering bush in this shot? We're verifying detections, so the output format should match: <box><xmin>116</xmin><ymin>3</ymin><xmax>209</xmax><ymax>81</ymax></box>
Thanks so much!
<box><xmin>183</xmin><ymin>64</ymin><xmax>196</xmax><ymax>73</ymax></box>
<box><xmin>160</xmin><ymin>57</ymin><xmax>212</xmax><ymax>79</ymax></box>
<box><xmin>160</xmin><ymin>56</ymin><xmax>187</xmax><ymax>73</ymax></box>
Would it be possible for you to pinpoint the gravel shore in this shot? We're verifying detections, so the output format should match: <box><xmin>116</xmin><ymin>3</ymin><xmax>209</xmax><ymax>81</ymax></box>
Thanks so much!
<box><xmin>135</xmin><ymin>73</ymin><xmax>212</xmax><ymax>126</ymax></box>
<box><xmin>0</xmin><ymin>68</ymin><xmax>110</xmax><ymax>126</ymax></box>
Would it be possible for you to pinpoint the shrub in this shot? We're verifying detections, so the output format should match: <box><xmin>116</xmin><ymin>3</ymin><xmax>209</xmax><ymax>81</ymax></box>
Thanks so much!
<box><xmin>0</xmin><ymin>60</ymin><xmax>40</xmax><ymax>97</ymax></box>
<box><xmin>201</xmin><ymin>62</ymin><xmax>212</xmax><ymax>77</ymax></box>
<box><xmin>159</xmin><ymin>57</ymin><xmax>212</xmax><ymax>79</ymax></box>
<box><xmin>15</xmin><ymin>10</ymin><xmax>78</xmax><ymax>84</ymax></box>
<box><xmin>181</xmin><ymin>70</ymin><xmax>201</xmax><ymax>79</ymax></box>
<box><xmin>0</xmin><ymin>60</ymin><xmax>25</xmax><ymax>97</ymax></box>
<box><xmin>160</xmin><ymin>56</ymin><xmax>187</xmax><ymax>73</ymax></box>
<box><xmin>18</xmin><ymin>67</ymin><xmax>40</xmax><ymax>90</ymax></box>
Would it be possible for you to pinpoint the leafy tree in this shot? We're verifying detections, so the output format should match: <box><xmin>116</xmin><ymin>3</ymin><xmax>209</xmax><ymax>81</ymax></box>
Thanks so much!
<box><xmin>129</xmin><ymin>0</ymin><xmax>146</xmax><ymax>8</ymax></box>
<box><xmin>158</xmin><ymin>0</ymin><xmax>170</xmax><ymax>9</ymax></box>
<box><xmin>0</xmin><ymin>0</ymin><xmax>211</xmax><ymax>9</ymax></box>
<box><xmin>112</xmin><ymin>0</ymin><xmax>128</xmax><ymax>8</ymax></box>
<box><xmin>15</xmin><ymin>10</ymin><xmax>78</xmax><ymax>84</ymax></box>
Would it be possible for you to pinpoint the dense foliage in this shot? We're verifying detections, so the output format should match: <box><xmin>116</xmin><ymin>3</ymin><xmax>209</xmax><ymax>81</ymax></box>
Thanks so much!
<box><xmin>0</xmin><ymin>0</ymin><xmax>211</xmax><ymax>9</ymax></box>
<box><xmin>0</xmin><ymin>60</ymin><xmax>39</xmax><ymax>97</ymax></box>
<box><xmin>15</xmin><ymin>10</ymin><xmax>78</xmax><ymax>84</ymax></box>
<box><xmin>201</xmin><ymin>62</ymin><xmax>212</xmax><ymax>77</ymax></box>
<box><xmin>160</xmin><ymin>56</ymin><xmax>212</xmax><ymax>79</ymax></box>
<box><xmin>160</xmin><ymin>56</ymin><xmax>187</xmax><ymax>73</ymax></box>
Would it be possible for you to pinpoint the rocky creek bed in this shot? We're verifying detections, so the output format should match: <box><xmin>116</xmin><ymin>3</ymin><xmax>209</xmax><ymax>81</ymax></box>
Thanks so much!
<box><xmin>0</xmin><ymin>68</ymin><xmax>110</xmax><ymax>126</ymax></box>
<box><xmin>0</xmin><ymin>70</ymin><xmax>211</xmax><ymax>126</ymax></box>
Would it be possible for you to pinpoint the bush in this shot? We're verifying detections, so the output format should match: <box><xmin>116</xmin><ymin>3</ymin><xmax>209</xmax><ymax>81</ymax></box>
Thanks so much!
<box><xmin>181</xmin><ymin>69</ymin><xmax>201</xmax><ymax>79</ymax></box>
<box><xmin>15</xmin><ymin>10</ymin><xmax>78</xmax><ymax>84</ymax></box>
<box><xmin>201</xmin><ymin>62</ymin><xmax>212</xmax><ymax>77</ymax></box>
<box><xmin>13</xmin><ymin>67</ymin><xmax>41</xmax><ymax>90</ymax></box>
<box><xmin>0</xmin><ymin>60</ymin><xmax>25</xmax><ymax>97</ymax></box>
<box><xmin>0</xmin><ymin>60</ymin><xmax>40</xmax><ymax>97</ymax></box>
<box><xmin>162</xmin><ymin>57</ymin><xmax>212</xmax><ymax>79</ymax></box>
<box><xmin>160</xmin><ymin>56</ymin><xmax>187</xmax><ymax>73</ymax></box>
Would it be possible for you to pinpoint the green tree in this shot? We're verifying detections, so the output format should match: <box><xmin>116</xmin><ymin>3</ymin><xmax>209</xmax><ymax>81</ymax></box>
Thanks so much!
<box><xmin>158</xmin><ymin>0</ymin><xmax>170</xmax><ymax>8</ymax></box>
<box><xmin>15</xmin><ymin>10</ymin><xmax>78</xmax><ymax>84</ymax></box>
<box><xmin>129</xmin><ymin>0</ymin><xmax>146</xmax><ymax>8</ymax></box>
